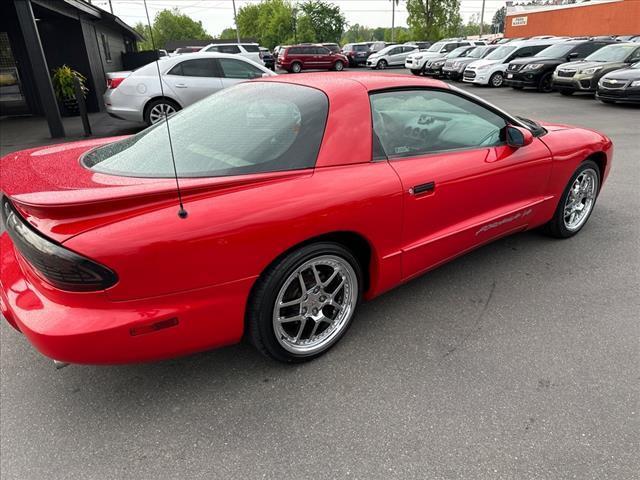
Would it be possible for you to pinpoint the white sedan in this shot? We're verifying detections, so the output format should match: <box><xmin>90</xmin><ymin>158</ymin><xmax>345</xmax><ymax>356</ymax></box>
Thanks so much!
<box><xmin>104</xmin><ymin>52</ymin><xmax>276</xmax><ymax>125</ymax></box>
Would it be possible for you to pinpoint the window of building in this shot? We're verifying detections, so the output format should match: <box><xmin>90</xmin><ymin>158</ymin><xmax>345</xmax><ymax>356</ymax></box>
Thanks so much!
<box><xmin>100</xmin><ymin>33</ymin><xmax>112</xmax><ymax>63</ymax></box>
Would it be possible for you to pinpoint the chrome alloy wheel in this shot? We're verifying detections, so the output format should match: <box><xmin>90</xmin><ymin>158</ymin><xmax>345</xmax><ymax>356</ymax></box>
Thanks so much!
<box><xmin>273</xmin><ymin>255</ymin><xmax>358</xmax><ymax>355</ymax></box>
<box><xmin>149</xmin><ymin>103</ymin><xmax>177</xmax><ymax>124</ymax></box>
<box><xmin>564</xmin><ymin>168</ymin><xmax>598</xmax><ymax>232</ymax></box>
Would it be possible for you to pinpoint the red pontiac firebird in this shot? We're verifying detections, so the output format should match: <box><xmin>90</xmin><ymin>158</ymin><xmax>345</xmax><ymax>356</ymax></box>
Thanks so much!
<box><xmin>0</xmin><ymin>73</ymin><xmax>612</xmax><ymax>364</ymax></box>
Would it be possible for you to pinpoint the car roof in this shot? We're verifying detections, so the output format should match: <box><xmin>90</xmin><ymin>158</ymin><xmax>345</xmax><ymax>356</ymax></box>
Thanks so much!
<box><xmin>257</xmin><ymin>71</ymin><xmax>447</xmax><ymax>94</ymax></box>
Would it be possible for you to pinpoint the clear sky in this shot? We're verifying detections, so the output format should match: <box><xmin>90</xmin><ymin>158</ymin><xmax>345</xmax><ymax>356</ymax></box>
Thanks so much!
<box><xmin>91</xmin><ymin>0</ymin><xmax>507</xmax><ymax>37</ymax></box>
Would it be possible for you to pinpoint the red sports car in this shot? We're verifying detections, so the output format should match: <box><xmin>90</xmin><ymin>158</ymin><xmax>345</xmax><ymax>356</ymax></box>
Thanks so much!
<box><xmin>0</xmin><ymin>74</ymin><xmax>612</xmax><ymax>364</ymax></box>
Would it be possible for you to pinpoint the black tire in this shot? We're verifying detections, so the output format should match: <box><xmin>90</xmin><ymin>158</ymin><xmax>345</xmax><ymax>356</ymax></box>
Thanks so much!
<box><xmin>333</xmin><ymin>60</ymin><xmax>344</xmax><ymax>71</ymax></box>
<box><xmin>489</xmin><ymin>71</ymin><xmax>504</xmax><ymax>88</ymax></box>
<box><xmin>542</xmin><ymin>160</ymin><xmax>600</xmax><ymax>239</ymax></box>
<box><xmin>410</xmin><ymin>69</ymin><xmax>421</xmax><ymax>76</ymax></box>
<box><xmin>377</xmin><ymin>59</ymin><xmax>388</xmax><ymax>70</ymax></box>
<box><xmin>537</xmin><ymin>72</ymin><xmax>554</xmax><ymax>93</ymax></box>
<box><xmin>246</xmin><ymin>242</ymin><xmax>363</xmax><ymax>363</ymax></box>
<box><xmin>290</xmin><ymin>62</ymin><xmax>302</xmax><ymax>73</ymax></box>
<box><xmin>143</xmin><ymin>98</ymin><xmax>181</xmax><ymax>126</ymax></box>
<box><xmin>560</xmin><ymin>90</ymin><xmax>574</xmax><ymax>96</ymax></box>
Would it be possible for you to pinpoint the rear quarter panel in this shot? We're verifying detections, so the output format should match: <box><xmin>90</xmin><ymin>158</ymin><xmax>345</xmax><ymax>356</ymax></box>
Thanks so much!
<box><xmin>64</xmin><ymin>162</ymin><xmax>404</xmax><ymax>302</ymax></box>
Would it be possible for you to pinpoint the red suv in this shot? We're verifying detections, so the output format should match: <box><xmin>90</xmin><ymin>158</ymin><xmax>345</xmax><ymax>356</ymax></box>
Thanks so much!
<box><xmin>277</xmin><ymin>45</ymin><xmax>349</xmax><ymax>73</ymax></box>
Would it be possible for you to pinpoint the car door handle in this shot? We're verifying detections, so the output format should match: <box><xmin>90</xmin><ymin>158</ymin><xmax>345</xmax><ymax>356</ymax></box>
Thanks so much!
<box><xmin>175</xmin><ymin>83</ymin><xmax>187</xmax><ymax>88</ymax></box>
<box><xmin>409</xmin><ymin>181</ymin><xmax>435</xmax><ymax>195</ymax></box>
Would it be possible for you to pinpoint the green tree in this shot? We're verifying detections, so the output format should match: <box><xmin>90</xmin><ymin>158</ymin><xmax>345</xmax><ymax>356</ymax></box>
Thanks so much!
<box><xmin>133</xmin><ymin>22</ymin><xmax>153</xmax><ymax>50</ymax></box>
<box><xmin>492</xmin><ymin>6</ymin><xmax>507</xmax><ymax>34</ymax></box>
<box><xmin>235</xmin><ymin>3</ymin><xmax>261</xmax><ymax>39</ymax></box>
<box><xmin>134</xmin><ymin>9</ymin><xmax>210</xmax><ymax>50</ymax></box>
<box><xmin>406</xmin><ymin>0</ymin><xmax>463</xmax><ymax>41</ymax></box>
<box><xmin>341</xmin><ymin>24</ymin><xmax>375</xmax><ymax>44</ymax></box>
<box><xmin>235</xmin><ymin>0</ymin><xmax>296</xmax><ymax>48</ymax></box>
<box><xmin>219</xmin><ymin>27</ymin><xmax>239</xmax><ymax>40</ymax></box>
<box><xmin>461</xmin><ymin>13</ymin><xmax>491</xmax><ymax>37</ymax></box>
<box><xmin>296</xmin><ymin>15</ymin><xmax>317</xmax><ymax>43</ymax></box>
<box><xmin>298</xmin><ymin>0</ymin><xmax>346</xmax><ymax>43</ymax></box>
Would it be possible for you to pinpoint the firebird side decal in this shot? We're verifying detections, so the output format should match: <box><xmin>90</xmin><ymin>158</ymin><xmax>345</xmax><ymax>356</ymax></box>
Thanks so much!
<box><xmin>476</xmin><ymin>208</ymin><xmax>533</xmax><ymax>236</ymax></box>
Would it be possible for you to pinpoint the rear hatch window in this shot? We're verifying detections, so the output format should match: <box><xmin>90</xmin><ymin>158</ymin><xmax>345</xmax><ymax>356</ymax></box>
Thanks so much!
<box><xmin>83</xmin><ymin>82</ymin><xmax>329</xmax><ymax>178</ymax></box>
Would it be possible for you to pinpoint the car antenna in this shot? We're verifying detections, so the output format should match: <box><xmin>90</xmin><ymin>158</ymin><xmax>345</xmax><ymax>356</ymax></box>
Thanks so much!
<box><xmin>143</xmin><ymin>0</ymin><xmax>187</xmax><ymax>219</ymax></box>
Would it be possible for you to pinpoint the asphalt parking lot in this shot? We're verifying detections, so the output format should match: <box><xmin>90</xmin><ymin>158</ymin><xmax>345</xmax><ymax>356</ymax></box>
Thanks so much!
<box><xmin>1</xmin><ymin>70</ymin><xmax>638</xmax><ymax>480</ymax></box>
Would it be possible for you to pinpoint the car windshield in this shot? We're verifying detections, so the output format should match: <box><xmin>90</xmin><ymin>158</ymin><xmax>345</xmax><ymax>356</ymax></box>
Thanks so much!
<box><xmin>534</xmin><ymin>43</ymin><xmax>575</xmax><ymax>58</ymax></box>
<box><xmin>426</xmin><ymin>42</ymin><xmax>445</xmax><ymax>52</ymax></box>
<box><xmin>467</xmin><ymin>46</ymin><xmax>489</xmax><ymax>58</ymax></box>
<box><xmin>446</xmin><ymin>47</ymin><xmax>469</xmax><ymax>58</ymax></box>
<box><xmin>83</xmin><ymin>83</ymin><xmax>328</xmax><ymax>178</ymax></box>
<box><xmin>485</xmin><ymin>45</ymin><xmax>517</xmax><ymax>60</ymax></box>
<box><xmin>630</xmin><ymin>62</ymin><xmax>640</xmax><ymax>69</ymax></box>
<box><xmin>585</xmin><ymin>44</ymin><xmax>636</xmax><ymax>62</ymax></box>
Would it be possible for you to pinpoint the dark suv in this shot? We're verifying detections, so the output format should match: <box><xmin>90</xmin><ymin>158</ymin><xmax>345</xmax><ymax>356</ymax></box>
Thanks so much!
<box><xmin>552</xmin><ymin>42</ymin><xmax>640</xmax><ymax>95</ymax></box>
<box><xmin>342</xmin><ymin>42</ymin><xmax>372</xmax><ymax>67</ymax></box>
<box><xmin>277</xmin><ymin>45</ymin><xmax>349</xmax><ymax>73</ymax></box>
<box><xmin>505</xmin><ymin>39</ymin><xmax>614</xmax><ymax>92</ymax></box>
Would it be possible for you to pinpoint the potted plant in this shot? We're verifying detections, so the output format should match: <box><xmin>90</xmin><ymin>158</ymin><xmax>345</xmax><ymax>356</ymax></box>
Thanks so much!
<box><xmin>51</xmin><ymin>65</ymin><xmax>88</xmax><ymax>116</ymax></box>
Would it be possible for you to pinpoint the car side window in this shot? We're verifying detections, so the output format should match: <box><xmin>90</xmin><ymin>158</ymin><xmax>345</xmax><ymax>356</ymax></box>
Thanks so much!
<box><xmin>573</xmin><ymin>42</ymin><xmax>600</xmax><ymax>57</ymax></box>
<box><xmin>370</xmin><ymin>89</ymin><xmax>507</xmax><ymax>160</ymax></box>
<box><xmin>628</xmin><ymin>47</ymin><xmax>640</xmax><ymax>62</ymax></box>
<box><xmin>217</xmin><ymin>45</ymin><xmax>241</xmax><ymax>54</ymax></box>
<box><xmin>316</xmin><ymin>47</ymin><xmax>330</xmax><ymax>55</ymax></box>
<box><xmin>218</xmin><ymin>58</ymin><xmax>263</xmax><ymax>79</ymax></box>
<box><xmin>205</xmin><ymin>46</ymin><xmax>219</xmax><ymax>52</ymax></box>
<box><xmin>168</xmin><ymin>59</ymin><xmax>217</xmax><ymax>77</ymax></box>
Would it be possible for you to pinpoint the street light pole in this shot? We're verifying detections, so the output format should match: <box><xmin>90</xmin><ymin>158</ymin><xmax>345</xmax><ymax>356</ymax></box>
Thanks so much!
<box><xmin>479</xmin><ymin>0</ymin><xmax>486</xmax><ymax>37</ymax></box>
<box><xmin>391</xmin><ymin>0</ymin><xmax>395</xmax><ymax>42</ymax></box>
<box><xmin>232</xmin><ymin>0</ymin><xmax>241</xmax><ymax>43</ymax></box>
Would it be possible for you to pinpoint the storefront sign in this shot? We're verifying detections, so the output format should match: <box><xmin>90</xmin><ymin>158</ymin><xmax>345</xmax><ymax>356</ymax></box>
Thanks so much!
<box><xmin>511</xmin><ymin>16</ymin><xmax>528</xmax><ymax>26</ymax></box>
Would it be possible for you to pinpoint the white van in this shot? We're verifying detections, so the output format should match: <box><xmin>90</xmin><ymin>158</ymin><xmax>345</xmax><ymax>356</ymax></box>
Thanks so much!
<box><xmin>463</xmin><ymin>39</ymin><xmax>566</xmax><ymax>87</ymax></box>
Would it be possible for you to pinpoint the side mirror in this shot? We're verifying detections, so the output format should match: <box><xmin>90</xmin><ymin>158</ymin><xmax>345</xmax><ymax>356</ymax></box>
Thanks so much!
<box><xmin>506</xmin><ymin>125</ymin><xmax>534</xmax><ymax>148</ymax></box>
<box><xmin>567</xmin><ymin>52</ymin><xmax>579</xmax><ymax>61</ymax></box>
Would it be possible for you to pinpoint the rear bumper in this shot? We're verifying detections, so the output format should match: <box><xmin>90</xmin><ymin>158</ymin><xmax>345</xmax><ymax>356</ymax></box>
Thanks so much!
<box><xmin>0</xmin><ymin>234</ymin><xmax>253</xmax><ymax>364</ymax></box>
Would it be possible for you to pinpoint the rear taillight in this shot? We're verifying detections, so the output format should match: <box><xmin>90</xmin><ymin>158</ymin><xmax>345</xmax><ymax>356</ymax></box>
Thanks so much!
<box><xmin>1</xmin><ymin>197</ymin><xmax>117</xmax><ymax>292</ymax></box>
<box><xmin>107</xmin><ymin>77</ymin><xmax>125</xmax><ymax>89</ymax></box>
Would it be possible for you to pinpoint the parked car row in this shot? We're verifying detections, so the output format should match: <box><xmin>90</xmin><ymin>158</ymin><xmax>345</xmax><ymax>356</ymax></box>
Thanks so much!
<box><xmin>425</xmin><ymin>37</ymin><xmax>640</xmax><ymax>104</ymax></box>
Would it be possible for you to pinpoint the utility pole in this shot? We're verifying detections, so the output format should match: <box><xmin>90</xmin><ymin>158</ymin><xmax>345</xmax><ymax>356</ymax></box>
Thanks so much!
<box><xmin>479</xmin><ymin>0</ymin><xmax>486</xmax><ymax>37</ymax></box>
<box><xmin>391</xmin><ymin>0</ymin><xmax>396</xmax><ymax>43</ymax></box>
<box><xmin>108</xmin><ymin>0</ymin><xmax>113</xmax><ymax>14</ymax></box>
<box><xmin>232</xmin><ymin>0</ymin><xmax>241</xmax><ymax>43</ymax></box>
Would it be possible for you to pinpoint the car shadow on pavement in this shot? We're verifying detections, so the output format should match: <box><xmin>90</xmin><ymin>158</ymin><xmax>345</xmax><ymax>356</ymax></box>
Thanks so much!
<box><xmin>26</xmin><ymin>226</ymin><xmax>577</xmax><ymax>411</ymax></box>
